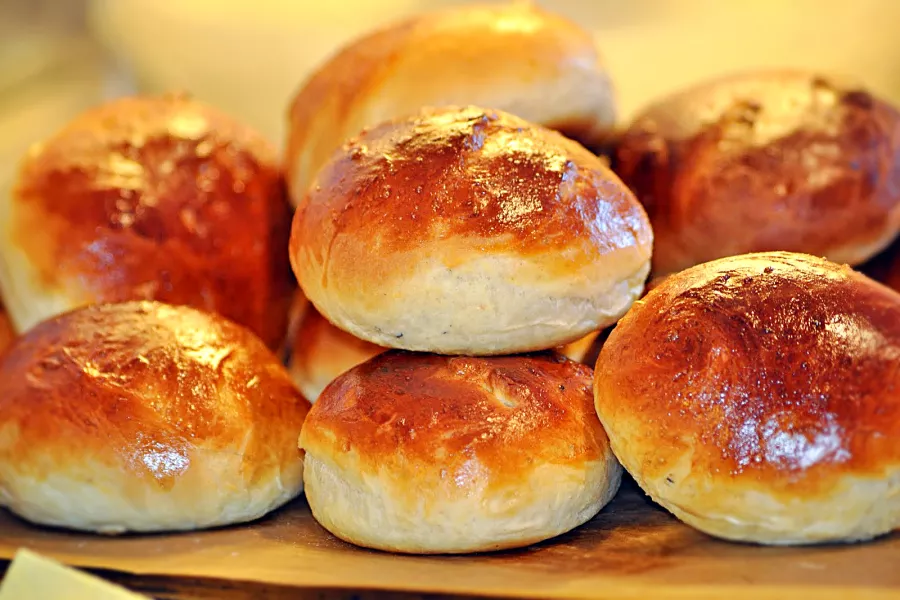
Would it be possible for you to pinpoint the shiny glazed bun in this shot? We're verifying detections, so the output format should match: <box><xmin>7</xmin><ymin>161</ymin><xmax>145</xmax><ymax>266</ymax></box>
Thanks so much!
<box><xmin>0</xmin><ymin>95</ymin><xmax>294</xmax><ymax>348</ymax></box>
<box><xmin>594</xmin><ymin>251</ymin><xmax>900</xmax><ymax>545</ymax></box>
<box><xmin>285</xmin><ymin>2</ymin><xmax>616</xmax><ymax>206</ymax></box>
<box><xmin>0</xmin><ymin>301</ymin><xmax>311</xmax><ymax>534</ymax></box>
<box><xmin>301</xmin><ymin>351</ymin><xmax>621</xmax><ymax>554</ymax></box>
<box><xmin>288</xmin><ymin>306</ymin><xmax>383</xmax><ymax>403</ymax></box>
<box><xmin>290</xmin><ymin>106</ymin><xmax>652</xmax><ymax>356</ymax></box>
<box><xmin>615</xmin><ymin>71</ymin><xmax>900</xmax><ymax>277</ymax></box>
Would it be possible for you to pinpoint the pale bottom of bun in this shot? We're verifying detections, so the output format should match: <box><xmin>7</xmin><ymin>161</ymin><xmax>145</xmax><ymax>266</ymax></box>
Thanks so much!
<box><xmin>303</xmin><ymin>453</ymin><xmax>622</xmax><ymax>554</ymax></box>
<box><xmin>314</xmin><ymin>255</ymin><xmax>649</xmax><ymax>356</ymax></box>
<box><xmin>0</xmin><ymin>453</ymin><xmax>305</xmax><ymax>534</ymax></box>
<box><xmin>620</xmin><ymin>449</ymin><xmax>900</xmax><ymax>545</ymax></box>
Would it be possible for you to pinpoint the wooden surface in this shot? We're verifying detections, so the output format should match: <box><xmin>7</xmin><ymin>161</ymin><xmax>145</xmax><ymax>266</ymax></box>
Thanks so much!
<box><xmin>0</xmin><ymin>479</ymin><xmax>897</xmax><ymax>600</ymax></box>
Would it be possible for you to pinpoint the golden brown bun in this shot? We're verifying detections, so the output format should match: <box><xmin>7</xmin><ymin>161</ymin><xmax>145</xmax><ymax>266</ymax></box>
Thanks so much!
<box><xmin>301</xmin><ymin>351</ymin><xmax>621</xmax><ymax>554</ymax></box>
<box><xmin>287</xmin><ymin>306</ymin><xmax>384</xmax><ymax>403</ymax></box>
<box><xmin>594</xmin><ymin>251</ymin><xmax>900</xmax><ymax>545</ymax></box>
<box><xmin>0</xmin><ymin>301</ymin><xmax>310</xmax><ymax>534</ymax></box>
<box><xmin>285</xmin><ymin>2</ymin><xmax>616</xmax><ymax>207</ymax></box>
<box><xmin>290</xmin><ymin>106</ymin><xmax>652</xmax><ymax>355</ymax></box>
<box><xmin>0</xmin><ymin>94</ymin><xmax>294</xmax><ymax>348</ymax></box>
<box><xmin>615</xmin><ymin>71</ymin><xmax>900</xmax><ymax>277</ymax></box>
<box><xmin>0</xmin><ymin>303</ymin><xmax>14</xmax><ymax>356</ymax></box>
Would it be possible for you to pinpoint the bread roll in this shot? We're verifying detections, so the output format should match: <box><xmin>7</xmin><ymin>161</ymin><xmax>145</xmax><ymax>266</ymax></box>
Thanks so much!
<box><xmin>0</xmin><ymin>94</ymin><xmax>294</xmax><ymax>348</ymax></box>
<box><xmin>0</xmin><ymin>301</ymin><xmax>310</xmax><ymax>534</ymax></box>
<box><xmin>288</xmin><ymin>306</ymin><xmax>384</xmax><ymax>403</ymax></box>
<box><xmin>301</xmin><ymin>351</ymin><xmax>621</xmax><ymax>554</ymax></box>
<box><xmin>290</xmin><ymin>106</ymin><xmax>652</xmax><ymax>356</ymax></box>
<box><xmin>285</xmin><ymin>2</ymin><xmax>616</xmax><ymax>207</ymax></box>
<box><xmin>615</xmin><ymin>71</ymin><xmax>900</xmax><ymax>276</ymax></box>
<box><xmin>594</xmin><ymin>251</ymin><xmax>900</xmax><ymax>545</ymax></box>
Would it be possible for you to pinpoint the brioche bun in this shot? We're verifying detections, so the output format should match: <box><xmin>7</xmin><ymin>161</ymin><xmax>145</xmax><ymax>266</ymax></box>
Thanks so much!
<box><xmin>0</xmin><ymin>94</ymin><xmax>294</xmax><ymax>347</ymax></box>
<box><xmin>290</xmin><ymin>106</ymin><xmax>652</xmax><ymax>356</ymax></box>
<box><xmin>615</xmin><ymin>71</ymin><xmax>900</xmax><ymax>276</ymax></box>
<box><xmin>301</xmin><ymin>351</ymin><xmax>621</xmax><ymax>553</ymax></box>
<box><xmin>594</xmin><ymin>251</ymin><xmax>900</xmax><ymax>544</ymax></box>
<box><xmin>0</xmin><ymin>301</ymin><xmax>310</xmax><ymax>534</ymax></box>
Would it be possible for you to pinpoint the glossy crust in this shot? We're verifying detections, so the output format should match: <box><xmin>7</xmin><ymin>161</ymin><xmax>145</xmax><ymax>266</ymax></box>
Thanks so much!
<box><xmin>594</xmin><ymin>251</ymin><xmax>900</xmax><ymax>544</ymax></box>
<box><xmin>615</xmin><ymin>71</ymin><xmax>900</xmax><ymax>276</ymax></box>
<box><xmin>0</xmin><ymin>301</ymin><xmax>311</xmax><ymax>534</ymax></box>
<box><xmin>0</xmin><ymin>94</ymin><xmax>294</xmax><ymax>348</ymax></box>
<box><xmin>288</xmin><ymin>306</ymin><xmax>384</xmax><ymax>403</ymax></box>
<box><xmin>301</xmin><ymin>351</ymin><xmax>621</xmax><ymax>553</ymax></box>
<box><xmin>285</xmin><ymin>2</ymin><xmax>616</xmax><ymax>206</ymax></box>
<box><xmin>290</xmin><ymin>106</ymin><xmax>652</xmax><ymax>355</ymax></box>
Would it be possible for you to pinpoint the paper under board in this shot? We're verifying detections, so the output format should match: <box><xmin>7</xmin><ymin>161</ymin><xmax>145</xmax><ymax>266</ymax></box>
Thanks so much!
<box><xmin>0</xmin><ymin>481</ymin><xmax>896</xmax><ymax>600</ymax></box>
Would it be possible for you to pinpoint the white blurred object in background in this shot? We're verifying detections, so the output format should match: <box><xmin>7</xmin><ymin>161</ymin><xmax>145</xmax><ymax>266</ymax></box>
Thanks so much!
<box><xmin>73</xmin><ymin>0</ymin><xmax>900</xmax><ymax>148</ymax></box>
<box><xmin>0</xmin><ymin>0</ymin><xmax>107</xmax><ymax>194</ymax></box>
<box><xmin>87</xmin><ymin>0</ymin><xmax>423</xmax><ymax>145</ymax></box>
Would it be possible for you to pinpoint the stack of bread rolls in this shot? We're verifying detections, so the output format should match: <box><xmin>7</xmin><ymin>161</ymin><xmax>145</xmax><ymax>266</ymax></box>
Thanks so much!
<box><xmin>0</xmin><ymin>0</ymin><xmax>898</xmax><ymax>555</ymax></box>
<box><xmin>0</xmin><ymin>95</ymin><xmax>309</xmax><ymax>534</ymax></box>
<box><xmin>289</xmin><ymin>102</ymin><xmax>651</xmax><ymax>552</ymax></box>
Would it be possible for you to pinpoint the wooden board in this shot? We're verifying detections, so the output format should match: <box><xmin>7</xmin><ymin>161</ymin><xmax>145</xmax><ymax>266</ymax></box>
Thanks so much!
<box><xmin>0</xmin><ymin>479</ymin><xmax>896</xmax><ymax>599</ymax></box>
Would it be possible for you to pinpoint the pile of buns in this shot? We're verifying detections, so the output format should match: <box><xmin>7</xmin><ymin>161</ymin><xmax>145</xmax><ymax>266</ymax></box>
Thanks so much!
<box><xmin>0</xmin><ymin>2</ymin><xmax>898</xmax><ymax>554</ymax></box>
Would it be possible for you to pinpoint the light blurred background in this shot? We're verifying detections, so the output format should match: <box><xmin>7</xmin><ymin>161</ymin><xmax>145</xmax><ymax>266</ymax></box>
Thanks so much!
<box><xmin>1</xmin><ymin>0</ymin><xmax>899</xmax><ymax>186</ymax></box>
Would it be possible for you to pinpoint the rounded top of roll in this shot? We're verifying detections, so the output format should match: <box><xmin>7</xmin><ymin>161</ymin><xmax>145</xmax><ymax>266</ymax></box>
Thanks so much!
<box><xmin>596</xmin><ymin>251</ymin><xmax>900</xmax><ymax>487</ymax></box>
<box><xmin>294</xmin><ymin>105</ymin><xmax>646</xmax><ymax>257</ymax></box>
<box><xmin>0</xmin><ymin>300</ymin><xmax>310</xmax><ymax>488</ymax></box>
<box><xmin>302</xmin><ymin>350</ymin><xmax>608</xmax><ymax>487</ymax></box>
